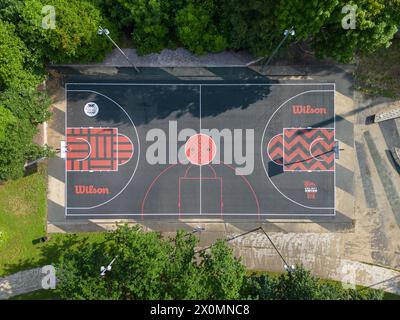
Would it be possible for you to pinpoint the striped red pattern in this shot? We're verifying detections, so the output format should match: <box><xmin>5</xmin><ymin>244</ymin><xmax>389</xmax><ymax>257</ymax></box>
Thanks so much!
<box><xmin>66</xmin><ymin>127</ymin><xmax>133</xmax><ymax>171</ymax></box>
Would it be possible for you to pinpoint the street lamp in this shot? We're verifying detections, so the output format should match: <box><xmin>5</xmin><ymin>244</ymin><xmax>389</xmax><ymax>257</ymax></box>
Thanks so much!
<box><xmin>100</xmin><ymin>256</ymin><xmax>117</xmax><ymax>276</ymax></box>
<box><xmin>260</xmin><ymin>27</ymin><xmax>295</xmax><ymax>73</ymax></box>
<box><xmin>284</xmin><ymin>264</ymin><xmax>296</xmax><ymax>273</ymax></box>
<box><xmin>192</xmin><ymin>226</ymin><xmax>205</xmax><ymax>234</ymax></box>
<box><xmin>98</xmin><ymin>26</ymin><xmax>140</xmax><ymax>73</ymax></box>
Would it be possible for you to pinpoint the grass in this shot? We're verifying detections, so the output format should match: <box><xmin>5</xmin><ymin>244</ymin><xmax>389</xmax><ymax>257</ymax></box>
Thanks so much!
<box><xmin>247</xmin><ymin>270</ymin><xmax>400</xmax><ymax>300</ymax></box>
<box><xmin>0</xmin><ymin>163</ymin><xmax>105</xmax><ymax>276</ymax></box>
<box><xmin>9</xmin><ymin>289</ymin><xmax>60</xmax><ymax>300</ymax></box>
<box><xmin>355</xmin><ymin>38</ymin><xmax>400</xmax><ymax>98</ymax></box>
<box><xmin>0</xmin><ymin>164</ymin><xmax>48</xmax><ymax>276</ymax></box>
<box><xmin>1</xmin><ymin>163</ymin><xmax>399</xmax><ymax>300</ymax></box>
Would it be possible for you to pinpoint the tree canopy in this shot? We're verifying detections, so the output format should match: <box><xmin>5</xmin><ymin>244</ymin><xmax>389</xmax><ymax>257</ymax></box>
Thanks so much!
<box><xmin>0</xmin><ymin>86</ymin><xmax>51</xmax><ymax>181</ymax></box>
<box><xmin>96</xmin><ymin>0</ymin><xmax>399</xmax><ymax>61</ymax></box>
<box><xmin>54</xmin><ymin>225</ymin><xmax>383</xmax><ymax>300</ymax></box>
<box><xmin>55</xmin><ymin>225</ymin><xmax>246</xmax><ymax>300</ymax></box>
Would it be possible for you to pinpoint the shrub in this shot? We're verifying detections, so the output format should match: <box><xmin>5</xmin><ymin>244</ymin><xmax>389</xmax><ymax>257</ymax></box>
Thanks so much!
<box><xmin>176</xmin><ymin>3</ymin><xmax>227</xmax><ymax>54</ymax></box>
<box><xmin>0</xmin><ymin>20</ymin><xmax>38</xmax><ymax>90</ymax></box>
<box><xmin>10</xmin><ymin>0</ymin><xmax>115</xmax><ymax>64</ymax></box>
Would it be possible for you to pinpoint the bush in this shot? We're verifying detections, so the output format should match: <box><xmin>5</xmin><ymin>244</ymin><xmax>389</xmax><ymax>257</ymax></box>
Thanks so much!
<box><xmin>0</xmin><ymin>86</ymin><xmax>51</xmax><ymax>125</ymax></box>
<box><xmin>241</xmin><ymin>266</ymin><xmax>384</xmax><ymax>300</ymax></box>
<box><xmin>0</xmin><ymin>230</ymin><xmax>6</xmax><ymax>247</ymax></box>
<box><xmin>7</xmin><ymin>0</ymin><xmax>114</xmax><ymax>64</ymax></box>
<box><xmin>0</xmin><ymin>87</ymin><xmax>51</xmax><ymax>181</ymax></box>
<box><xmin>0</xmin><ymin>20</ymin><xmax>38</xmax><ymax>90</ymax></box>
<box><xmin>98</xmin><ymin>0</ymin><xmax>189</xmax><ymax>54</ymax></box>
<box><xmin>312</xmin><ymin>0</ymin><xmax>399</xmax><ymax>63</ymax></box>
<box><xmin>55</xmin><ymin>225</ymin><xmax>246</xmax><ymax>300</ymax></box>
<box><xmin>176</xmin><ymin>3</ymin><xmax>227</xmax><ymax>54</ymax></box>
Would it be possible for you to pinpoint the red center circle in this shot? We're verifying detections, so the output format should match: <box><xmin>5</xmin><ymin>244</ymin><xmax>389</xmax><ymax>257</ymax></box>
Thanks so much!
<box><xmin>185</xmin><ymin>133</ymin><xmax>217</xmax><ymax>166</ymax></box>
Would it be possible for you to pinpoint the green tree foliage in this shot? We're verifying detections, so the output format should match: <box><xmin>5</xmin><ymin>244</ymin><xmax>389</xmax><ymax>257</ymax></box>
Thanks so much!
<box><xmin>55</xmin><ymin>225</ymin><xmax>246</xmax><ymax>300</ymax></box>
<box><xmin>0</xmin><ymin>86</ymin><xmax>51</xmax><ymax>125</ymax></box>
<box><xmin>313</xmin><ymin>0</ymin><xmax>400</xmax><ymax>62</ymax></box>
<box><xmin>175</xmin><ymin>3</ymin><xmax>227</xmax><ymax>54</ymax></box>
<box><xmin>0</xmin><ymin>20</ymin><xmax>38</xmax><ymax>90</ymax></box>
<box><xmin>98</xmin><ymin>0</ymin><xmax>186</xmax><ymax>54</ymax></box>
<box><xmin>95</xmin><ymin>0</ymin><xmax>399</xmax><ymax>60</ymax></box>
<box><xmin>0</xmin><ymin>105</ymin><xmax>15</xmax><ymax>141</ymax></box>
<box><xmin>2</xmin><ymin>0</ymin><xmax>114</xmax><ymax>64</ymax></box>
<box><xmin>200</xmin><ymin>240</ymin><xmax>245</xmax><ymax>299</ymax></box>
<box><xmin>241</xmin><ymin>266</ymin><xmax>384</xmax><ymax>300</ymax></box>
<box><xmin>0</xmin><ymin>87</ymin><xmax>51</xmax><ymax>181</ymax></box>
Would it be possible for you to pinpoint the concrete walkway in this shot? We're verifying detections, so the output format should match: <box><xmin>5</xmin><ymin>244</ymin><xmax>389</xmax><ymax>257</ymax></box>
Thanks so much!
<box><xmin>0</xmin><ymin>267</ymin><xmax>44</xmax><ymax>300</ymax></box>
<box><xmin>42</xmin><ymin>48</ymin><xmax>400</xmax><ymax>298</ymax></box>
<box><xmin>1</xmin><ymin>249</ymin><xmax>399</xmax><ymax>299</ymax></box>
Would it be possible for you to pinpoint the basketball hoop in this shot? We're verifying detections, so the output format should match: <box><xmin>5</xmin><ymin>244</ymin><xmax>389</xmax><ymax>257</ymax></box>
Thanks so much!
<box><xmin>60</xmin><ymin>141</ymin><xmax>69</xmax><ymax>159</ymax></box>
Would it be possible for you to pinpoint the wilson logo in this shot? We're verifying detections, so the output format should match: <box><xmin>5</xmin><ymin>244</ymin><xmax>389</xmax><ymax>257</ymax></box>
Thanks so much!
<box><xmin>74</xmin><ymin>185</ymin><xmax>110</xmax><ymax>195</ymax></box>
<box><xmin>292</xmin><ymin>105</ymin><xmax>327</xmax><ymax>115</ymax></box>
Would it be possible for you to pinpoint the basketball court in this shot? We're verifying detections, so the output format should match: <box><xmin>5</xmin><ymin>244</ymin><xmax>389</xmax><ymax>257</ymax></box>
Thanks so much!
<box><xmin>63</xmin><ymin>81</ymin><xmax>336</xmax><ymax>219</ymax></box>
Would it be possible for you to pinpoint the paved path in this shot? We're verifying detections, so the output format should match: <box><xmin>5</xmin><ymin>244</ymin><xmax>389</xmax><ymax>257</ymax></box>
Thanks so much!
<box><xmin>0</xmin><ymin>267</ymin><xmax>44</xmax><ymax>300</ymax></box>
<box><xmin>43</xmin><ymin>48</ymin><xmax>400</xmax><ymax>296</ymax></box>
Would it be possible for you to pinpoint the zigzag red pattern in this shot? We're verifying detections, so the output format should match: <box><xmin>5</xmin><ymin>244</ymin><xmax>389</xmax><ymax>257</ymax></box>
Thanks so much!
<box><xmin>267</xmin><ymin>134</ymin><xmax>284</xmax><ymax>165</ymax></box>
<box><xmin>283</xmin><ymin>128</ymin><xmax>335</xmax><ymax>171</ymax></box>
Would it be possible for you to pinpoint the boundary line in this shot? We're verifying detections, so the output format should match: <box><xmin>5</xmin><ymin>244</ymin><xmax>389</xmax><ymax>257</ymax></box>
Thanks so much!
<box><xmin>65</xmin><ymin>83</ymin><xmax>336</xmax><ymax>217</ymax></box>
<box><xmin>260</xmin><ymin>89</ymin><xmax>336</xmax><ymax>211</ymax></box>
<box><xmin>65</xmin><ymin>89</ymin><xmax>140</xmax><ymax>213</ymax></box>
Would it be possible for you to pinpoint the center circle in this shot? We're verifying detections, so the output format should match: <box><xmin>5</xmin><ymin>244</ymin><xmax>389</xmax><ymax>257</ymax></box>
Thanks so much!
<box><xmin>185</xmin><ymin>133</ymin><xmax>217</xmax><ymax>166</ymax></box>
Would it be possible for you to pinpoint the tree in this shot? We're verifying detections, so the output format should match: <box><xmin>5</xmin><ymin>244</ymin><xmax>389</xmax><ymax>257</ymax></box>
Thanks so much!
<box><xmin>0</xmin><ymin>86</ymin><xmax>51</xmax><ymax>181</ymax></box>
<box><xmin>175</xmin><ymin>2</ymin><xmax>227</xmax><ymax>54</ymax></box>
<box><xmin>55</xmin><ymin>225</ymin><xmax>246</xmax><ymax>300</ymax></box>
<box><xmin>0</xmin><ymin>105</ymin><xmax>16</xmax><ymax>141</ymax></box>
<box><xmin>312</xmin><ymin>0</ymin><xmax>399</xmax><ymax>62</ymax></box>
<box><xmin>241</xmin><ymin>265</ymin><xmax>384</xmax><ymax>300</ymax></box>
<box><xmin>0</xmin><ymin>19</ymin><xmax>38</xmax><ymax>90</ymax></box>
<box><xmin>3</xmin><ymin>0</ymin><xmax>114</xmax><ymax>64</ymax></box>
<box><xmin>0</xmin><ymin>86</ymin><xmax>51</xmax><ymax>125</ymax></box>
<box><xmin>218</xmin><ymin>0</ymin><xmax>281</xmax><ymax>56</ymax></box>
<box><xmin>276</xmin><ymin>266</ymin><xmax>320</xmax><ymax>300</ymax></box>
<box><xmin>200</xmin><ymin>240</ymin><xmax>245</xmax><ymax>299</ymax></box>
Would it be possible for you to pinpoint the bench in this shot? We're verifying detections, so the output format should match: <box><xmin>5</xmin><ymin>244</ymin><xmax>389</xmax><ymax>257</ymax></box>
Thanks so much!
<box><xmin>374</xmin><ymin>107</ymin><xmax>400</xmax><ymax>123</ymax></box>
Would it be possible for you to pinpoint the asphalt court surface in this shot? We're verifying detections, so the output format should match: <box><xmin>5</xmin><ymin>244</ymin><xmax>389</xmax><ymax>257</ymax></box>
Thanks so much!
<box><xmin>65</xmin><ymin>81</ymin><xmax>336</xmax><ymax>218</ymax></box>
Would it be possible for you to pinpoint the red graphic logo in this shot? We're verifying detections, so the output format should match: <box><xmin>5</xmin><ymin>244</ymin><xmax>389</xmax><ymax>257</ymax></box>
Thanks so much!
<box><xmin>293</xmin><ymin>105</ymin><xmax>327</xmax><ymax>115</ymax></box>
<box><xmin>304</xmin><ymin>181</ymin><xmax>317</xmax><ymax>200</ymax></box>
<box><xmin>74</xmin><ymin>185</ymin><xmax>110</xmax><ymax>195</ymax></box>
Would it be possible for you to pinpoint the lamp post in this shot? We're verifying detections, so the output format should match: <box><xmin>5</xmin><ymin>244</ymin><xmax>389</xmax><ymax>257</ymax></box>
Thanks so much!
<box><xmin>100</xmin><ymin>256</ymin><xmax>117</xmax><ymax>276</ymax></box>
<box><xmin>260</xmin><ymin>27</ymin><xmax>295</xmax><ymax>73</ymax></box>
<box><xmin>98</xmin><ymin>26</ymin><xmax>140</xmax><ymax>73</ymax></box>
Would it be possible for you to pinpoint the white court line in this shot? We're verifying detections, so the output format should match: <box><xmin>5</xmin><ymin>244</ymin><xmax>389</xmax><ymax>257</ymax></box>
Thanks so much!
<box><xmin>260</xmin><ymin>89</ymin><xmax>336</xmax><ymax>211</ymax></box>
<box><xmin>282</xmin><ymin>127</ymin><xmax>335</xmax><ymax>171</ymax></box>
<box><xmin>66</xmin><ymin>82</ymin><xmax>336</xmax><ymax>86</ymax></box>
<box><xmin>67</xmin><ymin>212</ymin><xmax>336</xmax><ymax>216</ymax></box>
<box><xmin>66</xmin><ymin>89</ymin><xmax>140</xmax><ymax>212</ymax></box>
<box><xmin>65</xmin><ymin>83</ymin><xmax>336</xmax><ymax>217</ymax></box>
<box><xmin>266</xmin><ymin>133</ymin><xmax>284</xmax><ymax>165</ymax></box>
<box><xmin>199</xmin><ymin>85</ymin><xmax>202</xmax><ymax>215</ymax></box>
<box><xmin>66</xmin><ymin>127</ymin><xmax>119</xmax><ymax>172</ymax></box>
<box><xmin>75</xmin><ymin>138</ymin><xmax>91</xmax><ymax>161</ymax></box>
<box><xmin>117</xmin><ymin>133</ymin><xmax>134</xmax><ymax>165</ymax></box>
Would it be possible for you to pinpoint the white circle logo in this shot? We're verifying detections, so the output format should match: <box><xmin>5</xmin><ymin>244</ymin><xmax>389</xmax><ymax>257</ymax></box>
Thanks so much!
<box><xmin>84</xmin><ymin>102</ymin><xmax>99</xmax><ymax>117</ymax></box>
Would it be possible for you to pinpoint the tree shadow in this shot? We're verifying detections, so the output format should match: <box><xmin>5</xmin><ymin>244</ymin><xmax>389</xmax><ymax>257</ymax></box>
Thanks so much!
<box><xmin>56</xmin><ymin>66</ymin><xmax>276</xmax><ymax>127</ymax></box>
<box><xmin>3</xmin><ymin>234</ymin><xmax>99</xmax><ymax>275</ymax></box>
